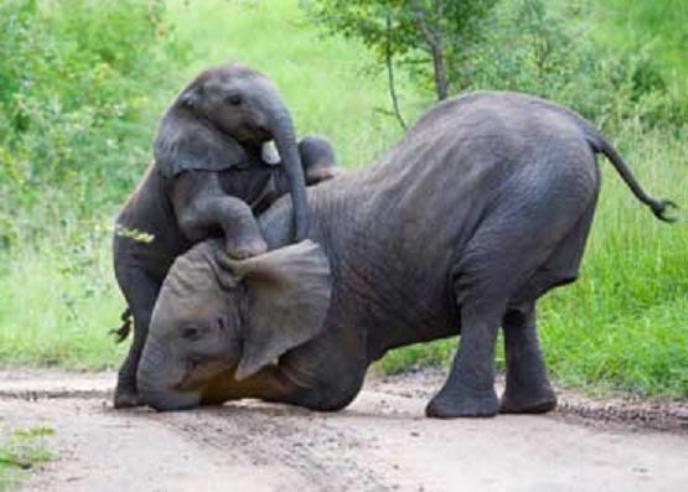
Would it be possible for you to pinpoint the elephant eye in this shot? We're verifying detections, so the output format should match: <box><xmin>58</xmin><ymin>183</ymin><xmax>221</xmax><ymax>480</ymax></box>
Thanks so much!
<box><xmin>225</xmin><ymin>93</ymin><xmax>242</xmax><ymax>106</ymax></box>
<box><xmin>181</xmin><ymin>326</ymin><xmax>202</xmax><ymax>341</ymax></box>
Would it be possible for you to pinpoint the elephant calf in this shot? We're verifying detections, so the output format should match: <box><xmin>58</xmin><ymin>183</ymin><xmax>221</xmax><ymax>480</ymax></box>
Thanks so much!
<box><xmin>113</xmin><ymin>62</ymin><xmax>338</xmax><ymax>408</ymax></box>
<box><xmin>136</xmin><ymin>91</ymin><xmax>675</xmax><ymax>417</ymax></box>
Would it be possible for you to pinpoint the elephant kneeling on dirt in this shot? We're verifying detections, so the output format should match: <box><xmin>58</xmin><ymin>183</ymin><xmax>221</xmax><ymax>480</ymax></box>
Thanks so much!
<box><xmin>136</xmin><ymin>91</ymin><xmax>675</xmax><ymax>418</ymax></box>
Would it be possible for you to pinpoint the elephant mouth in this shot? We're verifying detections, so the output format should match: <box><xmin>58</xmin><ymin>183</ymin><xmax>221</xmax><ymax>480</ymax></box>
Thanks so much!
<box><xmin>250</xmin><ymin>124</ymin><xmax>272</xmax><ymax>142</ymax></box>
<box><xmin>137</xmin><ymin>368</ymin><xmax>203</xmax><ymax>412</ymax></box>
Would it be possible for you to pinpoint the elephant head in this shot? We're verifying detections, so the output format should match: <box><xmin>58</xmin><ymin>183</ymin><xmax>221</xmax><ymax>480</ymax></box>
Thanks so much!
<box><xmin>137</xmin><ymin>240</ymin><xmax>332</xmax><ymax>411</ymax></box>
<box><xmin>176</xmin><ymin>63</ymin><xmax>310</xmax><ymax>240</ymax></box>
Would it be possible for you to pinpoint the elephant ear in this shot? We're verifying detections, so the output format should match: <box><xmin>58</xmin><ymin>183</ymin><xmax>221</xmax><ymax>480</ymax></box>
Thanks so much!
<box><xmin>217</xmin><ymin>241</ymin><xmax>332</xmax><ymax>380</ymax></box>
<box><xmin>155</xmin><ymin>109</ymin><xmax>252</xmax><ymax>179</ymax></box>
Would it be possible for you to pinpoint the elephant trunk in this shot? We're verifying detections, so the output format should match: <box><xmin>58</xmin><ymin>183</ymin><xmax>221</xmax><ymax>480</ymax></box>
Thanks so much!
<box><xmin>268</xmin><ymin>104</ymin><xmax>309</xmax><ymax>241</ymax></box>
<box><xmin>137</xmin><ymin>335</ymin><xmax>200</xmax><ymax>411</ymax></box>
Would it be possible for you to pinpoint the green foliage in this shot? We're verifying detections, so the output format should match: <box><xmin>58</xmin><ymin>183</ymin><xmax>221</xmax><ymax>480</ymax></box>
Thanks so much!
<box><xmin>0</xmin><ymin>0</ymin><xmax>188</xmax><ymax>241</ymax></box>
<box><xmin>306</xmin><ymin>0</ymin><xmax>685</xmax><ymax>129</ymax></box>
<box><xmin>0</xmin><ymin>426</ymin><xmax>55</xmax><ymax>490</ymax></box>
<box><xmin>305</xmin><ymin>0</ymin><xmax>498</xmax><ymax>99</ymax></box>
<box><xmin>470</xmin><ymin>0</ymin><xmax>686</xmax><ymax>128</ymax></box>
<box><xmin>592</xmin><ymin>0</ymin><xmax>688</xmax><ymax>100</ymax></box>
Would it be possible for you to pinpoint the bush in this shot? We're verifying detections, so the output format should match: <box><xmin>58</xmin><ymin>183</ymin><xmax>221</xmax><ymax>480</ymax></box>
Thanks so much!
<box><xmin>0</xmin><ymin>0</ymin><xmax>189</xmax><ymax>368</ymax></box>
<box><xmin>0</xmin><ymin>0</ymin><xmax>189</xmax><ymax>250</ymax></box>
<box><xmin>469</xmin><ymin>0</ymin><xmax>685</xmax><ymax>130</ymax></box>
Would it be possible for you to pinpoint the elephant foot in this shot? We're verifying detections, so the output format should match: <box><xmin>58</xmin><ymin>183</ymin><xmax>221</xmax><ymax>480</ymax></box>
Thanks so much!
<box><xmin>225</xmin><ymin>238</ymin><xmax>268</xmax><ymax>260</ymax></box>
<box><xmin>425</xmin><ymin>384</ymin><xmax>499</xmax><ymax>418</ymax></box>
<box><xmin>114</xmin><ymin>387</ymin><xmax>143</xmax><ymax>409</ymax></box>
<box><xmin>500</xmin><ymin>384</ymin><xmax>557</xmax><ymax>414</ymax></box>
<box><xmin>306</xmin><ymin>166</ymin><xmax>342</xmax><ymax>185</ymax></box>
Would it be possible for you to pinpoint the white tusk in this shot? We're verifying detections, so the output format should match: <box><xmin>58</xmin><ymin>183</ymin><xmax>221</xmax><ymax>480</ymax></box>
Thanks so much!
<box><xmin>261</xmin><ymin>140</ymin><xmax>281</xmax><ymax>165</ymax></box>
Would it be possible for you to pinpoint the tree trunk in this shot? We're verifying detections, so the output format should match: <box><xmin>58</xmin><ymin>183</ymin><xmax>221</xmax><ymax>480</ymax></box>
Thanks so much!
<box><xmin>385</xmin><ymin>12</ymin><xmax>407</xmax><ymax>129</ymax></box>
<box><xmin>413</xmin><ymin>0</ymin><xmax>450</xmax><ymax>101</ymax></box>
<box><xmin>430</xmin><ymin>41</ymin><xmax>449</xmax><ymax>100</ymax></box>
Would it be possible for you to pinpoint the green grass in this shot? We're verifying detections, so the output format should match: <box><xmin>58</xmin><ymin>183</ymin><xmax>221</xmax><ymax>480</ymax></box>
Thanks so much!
<box><xmin>0</xmin><ymin>426</ymin><xmax>55</xmax><ymax>491</ymax></box>
<box><xmin>0</xmin><ymin>0</ymin><xmax>686</xmax><ymax>399</ymax></box>
<box><xmin>0</xmin><ymin>214</ymin><xmax>124</xmax><ymax>369</ymax></box>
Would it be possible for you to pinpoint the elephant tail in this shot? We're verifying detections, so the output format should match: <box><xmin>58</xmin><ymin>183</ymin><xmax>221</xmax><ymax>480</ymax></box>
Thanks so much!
<box><xmin>584</xmin><ymin>130</ymin><xmax>678</xmax><ymax>223</ymax></box>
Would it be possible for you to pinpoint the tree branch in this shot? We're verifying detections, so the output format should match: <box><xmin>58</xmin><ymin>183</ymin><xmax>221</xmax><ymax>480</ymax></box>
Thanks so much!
<box><xmin>412</xmin><ymin>0</ymin><xmax>450</xmax><ymax>100</ymax></box>
<box><xmin>385</xmin><ymin>11</ymin><xmax>407</xmax><ymax>130</ymax></box>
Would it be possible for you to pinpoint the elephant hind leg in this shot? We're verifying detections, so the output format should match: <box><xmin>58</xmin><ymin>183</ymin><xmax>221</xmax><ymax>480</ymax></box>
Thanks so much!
<box><xmin>427</xmin><ymin>241</ymin><xmax>533</xmax><ymax>418</ymax></box>
<box><xmin>427</xmin><ymin>190</ymin><xmax>596</xmax><ymax>418</ymax></box>
<box><xmin>500</xmin><ymin>303</ymin><xmax>556</xmax><ymax>413</ymax></box>
<box><xmin>426</xmin><ymin>305</ymin><xmax>503</xmax><ymax>418</ymax></box>
<box><xmin>509</xmin><ymin>196</ymin><xmax>597</xmax><ymax>306</ymax></box>
<box><xmin>500</xmin><ymin>199</ymin><xmax>596</xmax><ymax>414</ymax></box>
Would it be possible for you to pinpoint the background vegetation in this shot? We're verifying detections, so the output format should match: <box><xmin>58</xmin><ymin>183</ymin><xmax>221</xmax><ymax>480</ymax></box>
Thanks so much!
<box><xmin>0</xmin><ymin>0</ymin><xmax>685</xmax><ymax>398</ymax></box>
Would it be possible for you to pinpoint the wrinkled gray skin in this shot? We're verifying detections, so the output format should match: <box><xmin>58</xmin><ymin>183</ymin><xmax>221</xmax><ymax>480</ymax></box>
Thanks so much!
<box><xmin>138</xmin><ymin>91</ymin><xmax>675</xmax><ymax>417</ymax></box>
<box><xmin>113</xmin><ymin>62</ymin><xmax>338</xmax><ymax>408</ymax></box>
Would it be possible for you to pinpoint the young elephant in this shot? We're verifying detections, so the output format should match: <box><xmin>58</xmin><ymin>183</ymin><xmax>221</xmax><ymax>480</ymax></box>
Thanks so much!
<box><xmin>112</xmin><ymin>63</ymin><xmax>338</xmax><ymax>408</ymax></box>
<box><xmin>136</xmin><ymin>91</ymin><xmax>675</xmax><ymax>417</ymax></box>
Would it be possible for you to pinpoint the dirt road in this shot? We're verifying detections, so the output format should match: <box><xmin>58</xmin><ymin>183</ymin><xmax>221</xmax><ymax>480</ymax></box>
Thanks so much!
<box><xmin>1</xmin><ymin>370</ymin><xmax>687</xmax><ymax>492</ymax></box>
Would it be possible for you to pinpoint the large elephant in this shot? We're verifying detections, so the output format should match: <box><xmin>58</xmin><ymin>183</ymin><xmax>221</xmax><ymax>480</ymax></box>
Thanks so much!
<box><xmin>136</xmin><ymin>91</ymin><xmax>675</xmax><ymax>417</ymax></box>
<box><xmin>113</xmin><ymin>62</ymin><xmax>337</xmax><ymax>408</ymax></box>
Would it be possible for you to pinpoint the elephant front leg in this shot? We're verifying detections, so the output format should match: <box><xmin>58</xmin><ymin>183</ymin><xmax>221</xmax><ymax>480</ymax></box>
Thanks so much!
<box><xmin>198</xmin><ymin>365</ymin><xmax>305</xmax><ymax>406</ymax></box>
<box><xmin>172</xmin><ymin>173</ymin><xmax>268</xmax><ymax>260</ymax></box>
<box><xmin>198</xmin><ymin>351</ymin><xmax>361</xmax><ymax>412</ymax></box>
<box><xmin>114</xmin><ymin>267</ymin><xmax>161</xmax><ymax>408</ymax></box>
<box><xmin>426</xmin><ymin>306</ymin><xmax>501</xmax><ymax>418</ymax></box>
<box><xmin>178</xmin><ymin>194</ymin><xmax>267</xmax><ymax>260</ymax></box>
<box><xmin>500</xmin><ymin>303</ymin><xmax>557</xmax><ymax>413</ymax></box>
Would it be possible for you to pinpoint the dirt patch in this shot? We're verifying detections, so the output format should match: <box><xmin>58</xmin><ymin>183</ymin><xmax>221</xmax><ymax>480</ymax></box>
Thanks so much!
<box><xmin>558</xmin><ymin>393</ymin><xmax>688</xmax><ymax>433</ymax></box>
<box><xmin>1</xmin><ymin>370</ymin><xmax>687</xmax><ymax>491</ymax></box>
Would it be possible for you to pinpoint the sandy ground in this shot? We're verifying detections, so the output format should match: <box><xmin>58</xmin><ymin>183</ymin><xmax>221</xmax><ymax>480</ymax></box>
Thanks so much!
<box><xmin>1</xmin><ymin>370</ymin><xmax>687</xmax><ymax>492</ymax></box>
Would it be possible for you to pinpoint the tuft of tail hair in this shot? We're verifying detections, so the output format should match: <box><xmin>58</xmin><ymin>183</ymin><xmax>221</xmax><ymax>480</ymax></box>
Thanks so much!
<box><xmin>648</xmin><ymin>199</ymin><xmax>679</xmax><ymax>223</ymax></box>
<box><xmin>109</xmin><ymin>308</ymin><xmax>132</xmax><ymax>343</ymax></box>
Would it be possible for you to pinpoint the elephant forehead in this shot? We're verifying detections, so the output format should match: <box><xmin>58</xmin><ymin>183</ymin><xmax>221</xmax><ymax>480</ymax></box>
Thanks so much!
<box><xmin>151</xmin><ymin>282</ymin><xmax>226</xmax><ymax>334</ymax></box>
<box><xmin>204</xmin><ymin>76</ymin><xmax>236</xmax><ymax>92</ymax></box>
<box><xmin>206</xmin><ymin>70</ymin><xmax>270</xmax><ymax>91</ymax></box>
<box><xmin>164</xmin><ymin>297</ymin><xmax>218</xmax><ymax>325</ymax></box>
<box><xmin>218</xmin><ymin>63</ymin><xmax>259</xmax><ymax>78</ymax></box>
